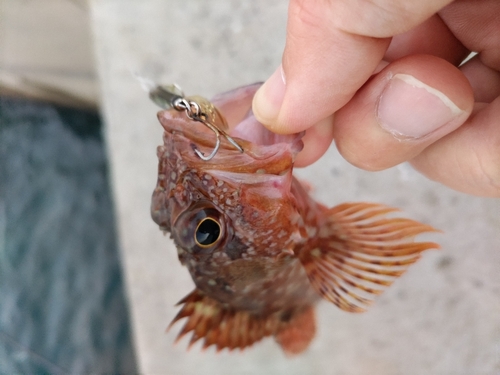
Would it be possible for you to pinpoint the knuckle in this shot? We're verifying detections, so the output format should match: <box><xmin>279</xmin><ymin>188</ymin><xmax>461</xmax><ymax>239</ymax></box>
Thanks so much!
<box><xmin>472</xmin><ymin>147</ymin><xmax>500</xmax><ymax>197</ymax></box>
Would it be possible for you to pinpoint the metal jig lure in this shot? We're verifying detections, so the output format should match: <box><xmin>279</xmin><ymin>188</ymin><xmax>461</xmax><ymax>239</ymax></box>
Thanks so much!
<box><xmin>149</xmin><ymin>84</ymin><xmax>244</xmax><ymax>161</ymax></box>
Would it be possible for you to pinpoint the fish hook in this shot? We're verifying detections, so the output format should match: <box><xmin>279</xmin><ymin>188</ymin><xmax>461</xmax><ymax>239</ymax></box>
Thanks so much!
<box><xmin>149</xmin><ymin>84</ymin><xmax>244</xmax><ymax>161</ymax></box>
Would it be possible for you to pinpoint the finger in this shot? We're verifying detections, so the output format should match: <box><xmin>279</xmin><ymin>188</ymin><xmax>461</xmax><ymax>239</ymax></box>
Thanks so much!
<box><xmin>331</xmin><ymin>54</ymin><xmax>474</xmax><ymax>171</ymax></box>
<box><xmin>253</xmin><ymin>0</ymin><xmax>454</xmax><ymax>134</ymax></box>
<box><xmin>410</xmin><ymin>98</ymin><xmax>500</xmax><ymax>197</ymax></box>
<box><xmin>385</xmin><ymin>14</ymin><xmax>469</xmax><ymax>66</ymax></box>
<box><xmin>294</xmin><ymin>115</ymin><xmax>335</xmax><ymax>167</ymax></box>
<box><xmin>460</xmin><ymin>55</ymin><xmax>500</xmax><ymax>103</ymax></box>
<box><xmin>439</xmin><ymin>0</ymin><xmax>500</xmax><ymax>70</ymax></box>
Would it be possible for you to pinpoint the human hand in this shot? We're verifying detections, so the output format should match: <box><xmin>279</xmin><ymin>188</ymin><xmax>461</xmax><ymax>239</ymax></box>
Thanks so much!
<box><xmin>252</xmin><ymin>0</ymin><xmax>500</xmax><ymax>197</ymax></box>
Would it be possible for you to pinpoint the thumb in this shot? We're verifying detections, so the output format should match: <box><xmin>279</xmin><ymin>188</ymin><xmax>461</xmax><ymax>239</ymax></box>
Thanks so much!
<box><xmin>253</xmin><ymin>0</ymin><xmax>454</xmax><ymax>134</ymax></box>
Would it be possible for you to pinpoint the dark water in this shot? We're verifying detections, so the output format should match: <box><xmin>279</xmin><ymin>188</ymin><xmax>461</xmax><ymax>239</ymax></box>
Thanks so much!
<box><xmin>0</xmin><ymin>97</ymin><xmax>137</xmax><ymax>374</ymax></box>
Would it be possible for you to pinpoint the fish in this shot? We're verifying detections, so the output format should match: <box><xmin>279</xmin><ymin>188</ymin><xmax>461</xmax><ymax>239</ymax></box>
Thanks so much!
<box><xmin>150</xmin><ymin>83</ymin><xmax>439</xmax><ymax>355</ymax></box>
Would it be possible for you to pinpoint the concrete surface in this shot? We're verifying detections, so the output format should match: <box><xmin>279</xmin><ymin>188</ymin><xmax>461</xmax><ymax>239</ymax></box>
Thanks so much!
<box><xmin>89</xmin><ymin>1</ymin><xmax>500</xmax><ymax>374</ymax></box>
<box><xmin>0</xmin><ymin>0</ymin><xmax>98</xmax><ymax>109</ymax></box>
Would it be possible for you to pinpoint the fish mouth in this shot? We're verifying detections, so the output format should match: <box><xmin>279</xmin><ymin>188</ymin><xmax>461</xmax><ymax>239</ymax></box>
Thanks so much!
<box><xmin>212</xmin><ymin>83</ymin><xmax>303</xmax><ymax>147</ymax></box>
<box><xmin>157</xmin><ymin>83</ymin><xmax>304</xmax><ymax>166</ymax></box>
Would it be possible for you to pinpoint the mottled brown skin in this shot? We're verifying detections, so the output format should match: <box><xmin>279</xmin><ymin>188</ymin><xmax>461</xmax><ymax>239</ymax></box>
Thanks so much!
<box><xmin>151</xmin><ymin>84</ymin><xmax>439</xmax><ymax>354</ymax></box>
<box><xmin>152</xmin><ymin>108</ymin><xmax>319</xmax><ymax>315</ymax></box>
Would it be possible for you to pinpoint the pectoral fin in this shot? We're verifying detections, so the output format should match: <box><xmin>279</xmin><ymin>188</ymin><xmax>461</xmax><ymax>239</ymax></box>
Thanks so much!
<box><xmin>299</xmin><ymin>202</ymin><xmax>440</xmax><ymax>313</ymax></box>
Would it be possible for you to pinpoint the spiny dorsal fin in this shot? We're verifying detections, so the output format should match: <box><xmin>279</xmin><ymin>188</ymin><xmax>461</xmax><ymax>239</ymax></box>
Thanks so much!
<box><xmin>299</xmin><ymin>202</ymin><xmax>440</xmax><ymax>313</ymax></box>
<box><xmin>169</xmin><ymin>289</ymin><xmax>279</xmax><ymax>351</ymax></box>
<box><xmin>169</xmin><ymin>290</ymin><xmax>317</xmax><ymax>354</ymax></box>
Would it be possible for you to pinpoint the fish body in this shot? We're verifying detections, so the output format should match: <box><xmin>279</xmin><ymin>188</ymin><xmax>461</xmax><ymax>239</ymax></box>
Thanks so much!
<box><xmin>151</xmin><ymin>83</ymin><xmax>438</xmax><ymax>354</ymax></box>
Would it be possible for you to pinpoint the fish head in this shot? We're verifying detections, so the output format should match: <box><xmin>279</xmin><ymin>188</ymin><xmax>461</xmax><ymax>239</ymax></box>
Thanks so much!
<box><xmin>151</xmin><ymin>83</ymin><xmax>306</xmax><ymax>297</ymax></box>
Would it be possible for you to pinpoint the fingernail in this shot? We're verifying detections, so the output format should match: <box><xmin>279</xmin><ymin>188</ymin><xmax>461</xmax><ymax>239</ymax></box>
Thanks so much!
<box><xmin>377</xmin><ymin>74</ymin><xmax>464</xmax><ymax>139</ymax></box>
<box><xmin>252</xmin><ymin>65</ymin><xmax>286</xmax><ymax>127</ymax></box>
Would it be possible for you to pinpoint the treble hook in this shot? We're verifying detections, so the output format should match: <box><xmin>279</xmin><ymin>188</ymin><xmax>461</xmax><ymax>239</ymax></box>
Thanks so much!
<box><xmin>149</xmin><ymin>84</ymin><xmax>244</xmax><ymax>161</ymax></box>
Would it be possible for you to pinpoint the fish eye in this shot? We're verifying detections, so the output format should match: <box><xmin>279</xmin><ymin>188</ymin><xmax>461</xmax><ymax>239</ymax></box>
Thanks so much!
<box><xmin>173</xmin><ymin>201</ymin><xmax>226</xmax><ymax>255</ymax></box>
<box><xmin>195</xmin><ymin>217</ymin><xmax>221</xmax><ymax>247</ymax></box>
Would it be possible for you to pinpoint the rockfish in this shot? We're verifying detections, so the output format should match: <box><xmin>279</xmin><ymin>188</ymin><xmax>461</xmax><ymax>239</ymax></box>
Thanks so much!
<box><xmin>150</xmin><ymin>83</ymin><xmax>438</xmax><ymax>355</ymax></box>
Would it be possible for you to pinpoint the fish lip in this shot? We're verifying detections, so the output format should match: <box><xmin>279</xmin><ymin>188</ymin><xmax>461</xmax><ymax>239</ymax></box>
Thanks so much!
<box><xmin>210</xmin><ymin>82</ymin><xmax>262</xmax><ymax>129</ymax></box>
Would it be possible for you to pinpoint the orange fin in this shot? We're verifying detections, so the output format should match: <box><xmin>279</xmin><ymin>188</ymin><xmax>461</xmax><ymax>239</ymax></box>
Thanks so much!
<box><xmin>274</xmin><ymin>306</ymin><xmax>316</xmax><ymax>356</ymax></box>
<box><xmin>169</xmin><ymin>290</ymin><xmax>318</xmax><ymax>354</ymax></box>
<box><xmin>299</xmin><ymin>202</ymin><xmax>440</xmax><ymax>313</ymax></box>
<box><xmin>169</xmin><ymin>289</ymin><xmax>280</xmax><ymax>352</ymax></box>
